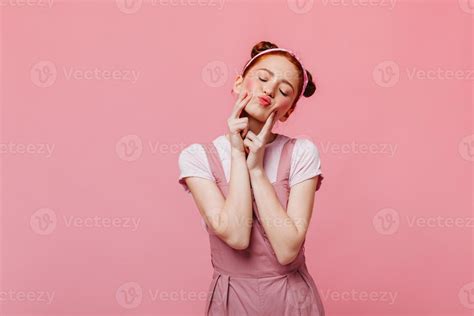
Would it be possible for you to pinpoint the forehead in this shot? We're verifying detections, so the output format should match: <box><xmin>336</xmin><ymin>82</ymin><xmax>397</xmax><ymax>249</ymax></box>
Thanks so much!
<box><xmin>250</xmin><ymin>55</ymin><xmax>300</xmax><ymax>84</ymax></box>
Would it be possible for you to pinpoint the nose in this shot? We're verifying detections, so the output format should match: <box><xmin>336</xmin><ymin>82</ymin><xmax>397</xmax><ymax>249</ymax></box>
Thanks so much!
<box><xmin>263</xmin><ymin>87</ymin><xmax>274</xmax><ymax>98</ymax></box>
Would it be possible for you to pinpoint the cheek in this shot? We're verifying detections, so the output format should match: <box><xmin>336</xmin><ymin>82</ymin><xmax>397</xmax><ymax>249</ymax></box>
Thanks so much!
<box><xmin>274</xmin><ymin>100</ymin><xmax>292</xmax><ymax>117</ymax></box>
<box><xmin>245</xmin><ymin>80</ymin><xmax>253</xmax><ymax>92</ymax></box>
<box><xmin>277</xmin><ymin>99</ymin><xmax>292</xmax><ymax>109</ymax></box>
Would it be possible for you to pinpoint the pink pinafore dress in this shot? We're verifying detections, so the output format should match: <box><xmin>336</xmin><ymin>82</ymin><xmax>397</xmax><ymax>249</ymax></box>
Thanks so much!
<box><xmin>200</xmin><ymin>137</ymin><xmax>325</xmax><ymax>316</ymax></box>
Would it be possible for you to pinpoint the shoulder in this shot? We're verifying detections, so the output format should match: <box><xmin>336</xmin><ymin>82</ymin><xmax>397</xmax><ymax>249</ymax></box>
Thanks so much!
<box><xmin>178</xmin><ymin>143</ymin><xmax>210</xmax><ymax>171</ymax></box>
<box><xmin>292</xmin><ymin>137</ymin><xmax>320</xmax><ymax>159</ymax></box>
<box><xmin>178</xmin><ymin>143</ymin><xmax>206</xmax><ymax>160</ymax></box>
<box><xmin>178</xmin><ymin>142</ymin><xmax>216</xmax><ymax>193</ymax></box>
<box><xmin>288</xmin><ymin>136</ymin><xmax>322</xmax><ymax>187</ymax></box>
<box><xmin>178</xmin><ymin>135</ymin><xmax>224</xmax><ymax>162</ymax></box>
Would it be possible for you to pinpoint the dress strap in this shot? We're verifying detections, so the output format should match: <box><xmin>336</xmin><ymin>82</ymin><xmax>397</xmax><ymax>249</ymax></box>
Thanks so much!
<box><xmin>201</xmin><ymin>142</ymin><xmax>227</xmax><ymax>186</ymax></box>
<box><xmin>276</xmin><ymin>138</ymin><xmax>297</xmax><ymax>183</ymax></box>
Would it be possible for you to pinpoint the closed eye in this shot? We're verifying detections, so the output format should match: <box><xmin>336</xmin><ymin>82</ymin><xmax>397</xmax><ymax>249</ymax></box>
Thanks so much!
<box><xmin>259</xmin><ymin>76</ymin><xmax>289</xmax><ymax>97</ymax></box>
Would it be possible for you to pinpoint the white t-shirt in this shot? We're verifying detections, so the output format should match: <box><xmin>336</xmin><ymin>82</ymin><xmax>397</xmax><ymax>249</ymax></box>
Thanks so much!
<box><xmin>178</xmin><ymin>134</ymin><xmax>322</xmax><ymax>193</ymax></box>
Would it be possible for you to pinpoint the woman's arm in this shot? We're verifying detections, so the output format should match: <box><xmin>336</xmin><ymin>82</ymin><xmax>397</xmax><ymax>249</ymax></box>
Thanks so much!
<box><xmin>185</xmin><ymin>148</ymin><xmax>253</xmax><ymax>250</ymax></box>
<box><xmin>249</xmin><ymin>169</ymin><xmax>318</xmax><ymax>265</ymax></box>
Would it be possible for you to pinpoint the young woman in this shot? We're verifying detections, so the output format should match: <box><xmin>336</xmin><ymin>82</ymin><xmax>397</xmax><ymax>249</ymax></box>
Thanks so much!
<box><xmin>178</xmin><ymin>41</ymin><xmax>325</xmax><ymax>315</ymax></box>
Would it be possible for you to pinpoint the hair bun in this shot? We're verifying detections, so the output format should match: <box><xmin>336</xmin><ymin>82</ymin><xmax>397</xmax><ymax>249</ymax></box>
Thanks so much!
<box><xmin>303</xmin><ymin>70</ymin><xmax>316</xmax><ymax>97</ymax></box>
<box><xmin>251</xmin><ymin>41</ymin><xmax>278</xmax><ymax>58</ymax></box>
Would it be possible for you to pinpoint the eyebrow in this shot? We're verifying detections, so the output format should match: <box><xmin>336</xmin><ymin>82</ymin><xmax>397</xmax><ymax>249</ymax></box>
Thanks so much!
<box><xmin>256</xmin><ymin>68</ymin><xmax>295</xmax><ymax>92</ymax></box>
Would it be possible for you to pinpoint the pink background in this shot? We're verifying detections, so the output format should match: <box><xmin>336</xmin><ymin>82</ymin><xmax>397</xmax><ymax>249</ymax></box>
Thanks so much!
<box><xmin>1</xmin><ymin>0</ymin><xmax>472</xmax><ymax>315</ymax></box>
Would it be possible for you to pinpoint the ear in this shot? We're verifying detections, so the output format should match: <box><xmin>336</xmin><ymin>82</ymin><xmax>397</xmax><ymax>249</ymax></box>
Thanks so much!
<box><xmin>232</xmin><ymin>75</ymin><xmax>244</xmax><ymax>96</ymax></box>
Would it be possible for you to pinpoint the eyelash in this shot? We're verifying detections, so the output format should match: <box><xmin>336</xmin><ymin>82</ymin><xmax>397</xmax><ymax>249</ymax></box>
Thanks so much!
<box><xmin>258</xmin><ymin>77</ymin><xmax>288</xmax><ymax>97</ymax></box>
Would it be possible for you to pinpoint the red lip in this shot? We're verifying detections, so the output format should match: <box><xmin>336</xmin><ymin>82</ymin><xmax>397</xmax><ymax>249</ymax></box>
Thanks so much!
<box><xmin>258</xmin><ymin>96</ymin><xmax>271</xmax><ymax>106</ymax></box>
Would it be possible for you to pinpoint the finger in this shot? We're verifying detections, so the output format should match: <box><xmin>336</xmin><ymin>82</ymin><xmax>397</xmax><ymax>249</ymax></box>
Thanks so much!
<box><xmin>230</xmin><ymin>118</ymin><xmax>248</xmax><ymax>131</ymax></box>
<box><xmin>237</xmin><ymin>89</ymin><xmax>248</xmax><ymax>103</ymax></box>
<box><xmin>235</xmin><ymin>94</ymin><xmax>252</xmax><ymax>120</ymax></box>
<box><xmin>230</xmin><ymin>90</ymin><xmax>247</xmax><ymax>117</ymax></box>
<box><xmin>236</xmin><ymin>120</ymin><xmax>249</xmax><ymax>136</ymax></box>
<box><xmin>243</xmin><ymin>138</ymin><xmax>258</xmax><ymax>152</ymax></box>
<box><xmin>245</xmin><ymin>130</ymin><xmax>257</xmax><ymax>142</ymax></box>
<box><xmin>242</xmin><ymin>126</ymin><xmax>249</xmax><ymax>138</ymax></box>
<box><xmin>231</xmin><ymin>123</ymin><xmax>248</xmax><ymax>135</ymax></box>
<box><xmin>233</xmin><ymin>91</ymin><xmax>253</xmax><ymax>119</ymax></box>
<box><xmin>245</xmin><ymin>131</ymin><xmax>262</xmax><ymax>147</ymax></box>
<box><xmin>242</xmin><ymin>140</ymin><xmax>250</xmax><ymax>155</ymax></box>
<box><xmin>234</xmin><ymin>117</ymin><xmax>248</xmax><ymax>125</ymax></box>
<box><xmin>259</xmin><ymin>111</ymin><xmax>276</xmax><ymax>136</ymax></box>
<box><xmin>243</xmin><ymin>138</ymin><xmax>253</xmax><ymax>149</ymax></box>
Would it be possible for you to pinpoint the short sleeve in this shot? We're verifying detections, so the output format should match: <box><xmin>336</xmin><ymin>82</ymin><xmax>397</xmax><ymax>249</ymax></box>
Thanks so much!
<box><xmin>178</xmin><ymin>144</ymin><xmax>215</xmax><ymax>193</ymax></box>
<box><xmin>289</xmin><ymin>138</ymin><xmax>322</xmax><ymax>188</ymax></box>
